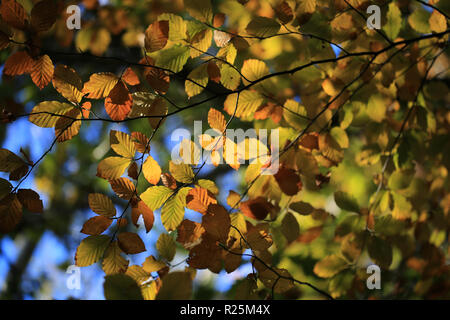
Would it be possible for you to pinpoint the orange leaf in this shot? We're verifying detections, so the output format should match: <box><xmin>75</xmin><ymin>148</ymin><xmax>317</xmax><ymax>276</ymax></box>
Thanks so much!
<box><xmin>30</xmin><ymin>55</ymin><xmax>54</xmax><ymax>89</ymax></box>
<box><xmin>82</xmin><ymin>72</ymin><xmax>119</xmax><ymax>99</ymax></box>
<box><xmin>186</xmin><ymin>187</ymin><xmax>217</xmax><ymax>214</ymax></box>
<box><xmin>144</xmin><ymin>20</ymin><xmax>169</xmax><ymax>52</ymax></box>
<box><xmin>122</xmin><ymin>67</ymin><xmax>140</xmax><ymax>86</ymax></box>
<box><xmin>142</xmin><ymin>155</ymin><xmax>161</xmax><ymax>185</ymax></box>
<box><xmin>131</xmin><ymin>131</ymin><xmax>150</xmax><ymax>153</ymax></box>
<box><xmin>104</xmin><ymin>81</ymin><xmax>133</xmax><ymax>121</ymax></box>
<box><xmin>207</xmin><ymin>108</ymin><xmax>226</xmax><ymax>132</ymax></box>
<box><xmin>3</xmin><ymin>51</ymin><xmax>33</xmax><ymax>76</ymax></box>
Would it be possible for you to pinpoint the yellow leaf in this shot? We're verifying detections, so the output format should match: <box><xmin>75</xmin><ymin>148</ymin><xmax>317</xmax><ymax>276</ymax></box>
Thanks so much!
<box><xmin>169</xmin><ymin>161</ymin><xmax>194</xmax><ymax>183</ymax></box>
<box><xmin>161</xmin><ymin>187</ymin><xmax>190</xmax><ymax>231</ymax></box>
<box><xmin>142</xmin><ymin>155</ymin><xmax>161</xmax><ymax>185</ymax></box>
<box><xmin>140</xmin><ymin>186</ymin><xmax>173</xmax><ymax>211</ymax></box>
<box><xmin>52</xmin><ymin>64</ymin><xmax>84</xmax><ymax>103</ymax></box>
<box><xmin>97</xmin><ymin>156</ymin><xmax>132</xmax><ymax>180</ymax></box>
<box><xmin>429</xmin><ymin>10</ymin><xmax>447</xmax><ymax>33</ymax></box>
<box><xmin>241</xmin><ymin>59</ymin><xmax>269</xmax><ymax>85</ymax></box>
<box><xmin>88</xmin><ymin>193</ymin><xmax>116</xmax><ymax>217</ymax></box>
<box><xmin>102</xmin><ymin>241</ymin><xmax>129</xmax><ymax>275</ymax></box>
<box><xmin>82</xmin><ymin>72</ymin><xmax>119</xmax><ymax>99</ymax></box>
<box><xmin>313</xmin><ymin>254</ymin><xmax>348</xmax><ymax>278</ymax></box>
<box><xmin>110</xmin><ymin>130</ymin><xmax>136</xmax><ymax>158</ymax></box>
<box><xmin>75</xmin><ymin>235</ymin><xmax>110</xmax><ymax>267</ymax></box>
<box><xmin>184</xmin><ymin>0</ymin><xmax>213</xmax><ymax>23</ymax></box>
<box><xmin>185</xmin><ymin>63</ymin><xmax>208</xmax><ymax>97</ymax></box>
<box><xmin>208</xmin><ymin>108</ymin><xmax>226</xmax><ymax>132</ymax></box>
<box><xmin>224</xmin><ymin>90</ymin><xmax>264</xmax><ymax>119</ymax></box>
<box><xmin>29</xmin><ymin>101</ymin><xmax>73</xmax><ymax>128</ymax></box>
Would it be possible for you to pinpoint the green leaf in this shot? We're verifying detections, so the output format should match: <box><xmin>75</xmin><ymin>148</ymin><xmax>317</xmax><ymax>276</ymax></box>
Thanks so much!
<box><xmin>219</xmin><ymin>64</ymin><xmax>241</xmax><ymax>90</ymax></box>
<box><xmin>388</xmin><ymin>170</ymin><xmax>414</xmax><ymax>191</ymax></box>
<box><xmin>367</xmin><ymin>94</ymin><xmax>386</xmax><ymax>123</ymax></box>
<box><xmin>185</xmin><ymin>0</ymin><xmax>213</xmax><ymax>23</ymax></box>
<box><xmin>334</xmin><ymin>191</ymin><xmax>360</xmax><ymax>213</ymax></box>
<box><xmin>367</xmin><ymin>236</ymin><xmax>393</xmax><ymax>269</ymax></box>
<box><xmin>140</xmin><ymin>186</ymin><xmax>173</xmax><ymax>211</ymax></box>
<box><xmin>75</xmin><ymin>235</ymin><xmax>110</xmax><ymax>267</ymax></box>
<box><xmin>384</xmin><ymin>2</ymin><xmax>402</xmax><ymax>40</ymax></box>
<box><xmin>169</xmin><ymin>161</ymin><xmax>194</xmax><ymax>183</ymax></box>
<box><xmin>185</xmin><ymin>63</ymin><xmax>208</xmax><ymax>97</ymax></box>
<box><xmin>246</xmin><ymin>16</ymin><xmax>280</xmax><ymax>38</ymax></box>
<box><xmin>156</xmin><ymin>233</ymin><xmax>176</xmax><ymax>261</ymax></box>
<box><xmin>408</xmin><ymin>6</ymin><xmax>431</xmax><ymax>34</ymax></box>
<box><xmin>154</xmin><ymin>45</ymin><xmax>190</xmax><ymax>73</ymax></box>
<box><xmin>104</xmin><ymin>274</ymin><xmax>144</xmax><ymax>300</ymax></box>
<box><xmin>281</xmin><ymin>212</ymin><xmax>300</xmax><ymax>243</ymax></box>
<box><xmin>330</xmin><ymin>127</ymin><xmax>349</xmax><ymax>149</ymax></box>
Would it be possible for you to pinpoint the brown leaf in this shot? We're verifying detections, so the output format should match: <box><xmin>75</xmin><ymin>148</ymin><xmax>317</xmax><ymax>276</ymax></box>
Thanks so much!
<box><xmin>0</xmin><ymin>194</ymin><xmax>22</xmax><ymax>233</ymax></box>
<box><xmin>240</xmin><ymin>197</ymin><xmax>277</xmax><ymax>220</ymax></box>
<box><xmin>0</xmin><ymin>0</ymin><xmax>28</xmax><ymax>30</ymax></box>
<box><xmin>161</xmin><ymin>173</ymin><xmax>177</xmax><ymax>190</ymax></box>
<box><xmin>109</xmin><ymin>177</ymin><xmax>135</xmax><ymax>200</ymax></box>
<box><xmin>31</xmin><ymin>0</ymin><xmax>57</xmax><ymax>32</ymax></box>
<box><xmin>202</xmin><ymin>204</ymin><xmax>231</xmax><ymax>242</ymax></box>
<box><xmin>176</xmin><ymin>219</ymin><xmax>205</xmax><ymax>249</ymax></box>
<box><xmin>17</xmin><ymin>189</ymin><xmax>43</xmax><ymax>213</ymax></box>
<box><xmin>274</xmin><ymin>167</ymin><xmax>301</xmax><ymax>196</ymax></box>
<box><xmin>131</xmin><ymin>200</ymin><xmax>154</xmax><ymax>233</ymax></box>
<box><xmin>54</xmin><ymin>108</ymin><xmax>82</xmax><ymax>142</ymax></box>
<box><xmin>131</xmin><ymin>131</ymin><xmax>149</xmax><ymax>153</ymax></box>
<box><xmin>117</xmin><ymin>232</ymin><xmax>146</xmax><ymax>254</ymax></box>
<box><xmin>81</xmin><ymin>215</ymin><xmax>112</xmax><ymax>235</ymax></box>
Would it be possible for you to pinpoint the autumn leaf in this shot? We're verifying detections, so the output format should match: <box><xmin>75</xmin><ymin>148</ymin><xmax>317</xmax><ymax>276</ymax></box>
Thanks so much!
<box><xmin>142</xmin><ymin>155</ymin><xmax>161</xmax><ymax>185</ymax></box>
<box><xmin>3</xmin><ymin>51</ymin><xmax>33</xmax><ymax>76</ymax></box>
<box><xmin>88</xmin><ymin>193</ymin><xmax>116</xmax><ymax>217</ymax></box>
<box><xmin>117</xmin><ymin>232</ymin><xmax>146</xmax><ymax>254</ymax></box>
<box><xmin>83</xmin><ymin>72</ymin><xmax>119</xmax><ymax>99</ymax></box>
<box><xmin>30</xmin><ymin>0</ymin><xmax>57</xmax><ymax>32</ymax></box>
<box><xmin>97</xmin><ymin>157</ymin><xmax>132</xmax><ymax>180</ymax></box>
<box><xmin>156</xmin><ymin>233</ymin><xmax>176</xmax><ymax>261</ymax></box>
<box><xmin>75</xmin><ymin>235</ymin><xmax>110</xmax><ymax>267</ymax></box>
<box><xmin>145</xmin><ymin>20</ymin><xmax>169</xmax><ymax>52</ymax></box>
<box><xmin>81</xmin><ymin>216</ymin><xmax>112</xmax><ymax>235</ymax></box>
<box><xmin>52</xmin><ymin>64</ymin><xmax>84</xmax><ymax>104</ymax></box>
<box><xmin>105</xmin><ymin>81</ymin><xmax>133</xmax><ymax>121</ymax></box>
<box><xmin>0</xmin><ymin>0</ymin><xmax>28</xmax><ymax>30</ymax></box>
